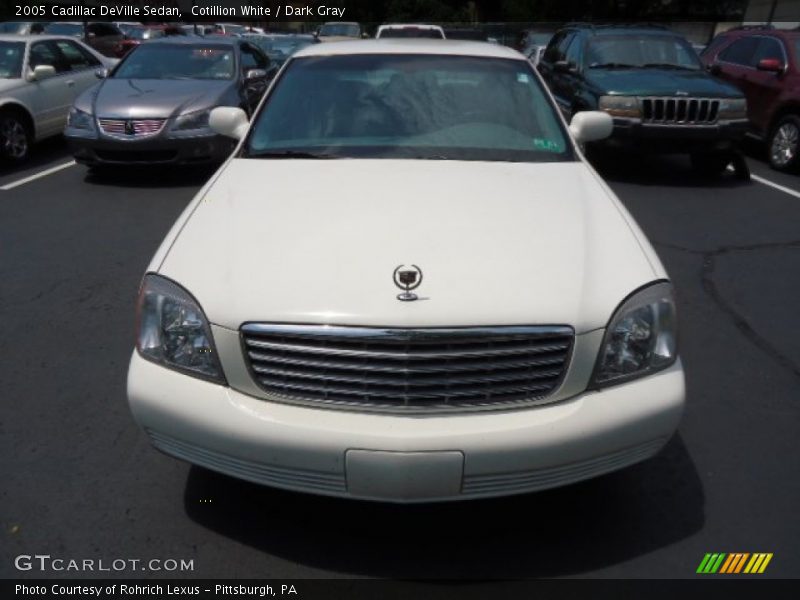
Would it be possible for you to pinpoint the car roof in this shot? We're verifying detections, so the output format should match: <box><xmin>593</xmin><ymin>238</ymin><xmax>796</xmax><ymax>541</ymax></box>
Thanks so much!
<box><xmin>378</xmin><ymin>24</ymin><xmax>444</xmax><ymax>30</ymax></box>
<box><xmin>147</xmin><ymin>36</ymin><xmax>238</xmax><ymax>46</ymax></box>
<box><xmin>0</xmin><ymin>34</ymin><xmax>86</xmax><ymax>42</ymax></box>
<box><xmin>293</xmin><ymin>39</ymin><xmax>523</xmax><ymax>60</ymax></box>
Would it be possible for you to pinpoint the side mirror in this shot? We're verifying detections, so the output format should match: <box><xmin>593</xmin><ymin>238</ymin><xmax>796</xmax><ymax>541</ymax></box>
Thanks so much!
<box><xmin>553</xmin><ymin>60</ymin><xmax>575</xmax><ymax>74</ymax></box>
<box><xmin>757</xmin><ymin>58</ymin><xmax>784</xmax><ymax>73</ymax></box>
<box><xmin>95</xmin><ymin>68</ymin><xmax>109</xmax><ymax>79</ymax></box>
<box><xmin>569</xmin><ymin>111</ymin><xmax>613</xmax><ymax>143</ymax></box>
<box><xmin>707</xmin><ymin>63</ymin><xmax>722</xmax><ymax>76</ymax></box>
<box><xmin>245</xmin><ymin>68</ymin><xmax>267</xmax><ymax>81</ymax></box>
<box><xmin>28</xmin><ymin>64</ymin><xmax>56</xmax><ymax>81</ymax></box>
<box><xmin>209</xmin><ymin>106</ymin><xmax>249</xmax><ymax>140</ymax></box>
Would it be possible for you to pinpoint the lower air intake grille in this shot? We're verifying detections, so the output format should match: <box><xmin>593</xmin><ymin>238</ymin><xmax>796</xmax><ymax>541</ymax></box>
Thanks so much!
<box><xmin>241</xmin><ymin>324</ymin><xmax>574</xmax><ymax>413</ymax></box>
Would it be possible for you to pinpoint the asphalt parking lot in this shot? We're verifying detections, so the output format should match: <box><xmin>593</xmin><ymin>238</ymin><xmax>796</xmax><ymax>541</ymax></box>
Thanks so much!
<box><xmin>1</xmin><ymin>140</ymin><xmax>798</xmax><ymax>579</ymax></box>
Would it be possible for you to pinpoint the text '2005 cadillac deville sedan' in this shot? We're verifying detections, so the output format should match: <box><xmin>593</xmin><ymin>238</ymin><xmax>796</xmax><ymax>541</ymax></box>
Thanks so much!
<box><xmin>127</xmin><ymin>40</ymin><xmax>685</xmax><ymax>503</ymax></box>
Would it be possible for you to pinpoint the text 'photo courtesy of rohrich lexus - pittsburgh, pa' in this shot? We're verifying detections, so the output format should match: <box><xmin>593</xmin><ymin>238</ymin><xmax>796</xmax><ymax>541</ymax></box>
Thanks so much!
<box><xmin>127</xmin><ymin>39</ymin><xmax>684</xmax><ymax>503</ymax></box>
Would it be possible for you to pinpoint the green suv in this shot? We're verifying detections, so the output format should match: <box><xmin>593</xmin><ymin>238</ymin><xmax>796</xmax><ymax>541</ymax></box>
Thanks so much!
<box><xmin>538</xmin><ymin>24</ymin><xmax>749</xmax><ymax>175</ymax></box>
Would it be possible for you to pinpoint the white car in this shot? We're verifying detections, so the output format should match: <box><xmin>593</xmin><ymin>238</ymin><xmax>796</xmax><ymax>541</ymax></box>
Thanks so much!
<box><xmin>128</xmin><ymin>40</ymin><xmax>685</xmax><ymax>503</ymax></box>
<box><xmin>0</xmin><ymin>34</ymin><xmax>115</xmax><ymax>161</ymax></box>
<box><xmin>376</xmin><ymin>24</ymin><xmax>446</xmax><ymax>39</ymax></box>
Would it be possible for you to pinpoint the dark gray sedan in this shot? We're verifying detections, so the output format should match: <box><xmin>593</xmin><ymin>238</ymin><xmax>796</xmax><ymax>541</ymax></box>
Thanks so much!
<box><xmin>65</xmin><ymin>37</ymin><xmax>275</xmax><ymax>167</ymax></box>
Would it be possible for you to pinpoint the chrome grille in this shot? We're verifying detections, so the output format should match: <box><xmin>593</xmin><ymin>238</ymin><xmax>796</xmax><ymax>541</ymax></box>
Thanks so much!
<box><xmin>640</xmin><ymin>97</ymin><xmax>719</xmax><ymax>124</ymax></box>
<box><xmin>98</xmin><ymin>118</ymin><xmax>166</xmax><ymax>138</ymax></box>
<box><xmin>241</xmin><ymin>324</ymin><xmax>574</xmax><ymax>413</ymax></box>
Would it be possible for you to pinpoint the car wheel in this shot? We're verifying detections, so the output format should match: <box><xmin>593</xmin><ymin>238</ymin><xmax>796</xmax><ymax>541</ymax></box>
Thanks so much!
<box><xmin>768</xmin><ymin>114</ymin><xmax>800</xmax><ymax>173</ymax></box>
<box><xmin>690</xmin><ymin>152</ymin><xmax>730</xmax><ymax>177</ymax></box>
<box><xmin>0</xmin><ymin>112</ymin><xmax>32</xmax><ymax>162</ymax></box>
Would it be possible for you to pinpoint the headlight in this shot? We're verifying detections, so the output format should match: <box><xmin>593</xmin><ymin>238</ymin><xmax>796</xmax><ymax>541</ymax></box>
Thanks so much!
<box><xmin>591</xmin><ymin>281</ymin><xmax>677</xmax><ymax>388</ymax></box>
<box><xmin>67</xmin><ymin>107</ymin><xmax>95</xmax><ymax>132</ymax></box>
<box><xmin>171</xmin><ymin>108</ymin><xmax>212</xmax><ymax>133</ymax></box>
<box><xmin>598</xmin><ymin>95</ymin><xmax>641</xmax><ymax>118</ymax></box>
<box><xmin>717</xmin><ymin>98</ymin><xmax>747</xmax><ymax>120</ymax></box>
<box><xmin>136</xmin><ymin>274</ymin><xmax>225</xmax><ymax>384</ymax></box>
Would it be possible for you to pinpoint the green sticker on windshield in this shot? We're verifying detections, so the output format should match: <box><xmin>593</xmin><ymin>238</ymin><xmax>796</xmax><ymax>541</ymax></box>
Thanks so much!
<box><xmin>533</xmin><ymin>138</ymin><xmax>560</xmax><ymax>152</ymax></box>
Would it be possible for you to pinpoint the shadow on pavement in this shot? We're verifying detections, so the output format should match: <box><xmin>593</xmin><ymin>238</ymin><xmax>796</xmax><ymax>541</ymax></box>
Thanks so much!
<box><xmin>183</xmin><ymin>434</ymin><xmax>703</xmax><ymax>578</ymax></box>
<box><xmin>0</xmin><ymin>137</ymin><xmax>72</xmax><ymax>179</ymax></box>
<box><xmin>82</xmin><ymin>164</ymin><xmax>220</xmax><ymax>188</ymax></box>
<box><xmin>590</xmin><ymin>150</ymin><xmax>752</xmax><ymax>189</ymax></box>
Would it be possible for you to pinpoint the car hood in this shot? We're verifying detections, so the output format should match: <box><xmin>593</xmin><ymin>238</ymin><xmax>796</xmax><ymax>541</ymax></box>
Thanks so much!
<box><xmin>87</xmin><ymin>78</ymin><xmax>231</xmax><ymax>118</ymax></box>
<box><xmin>158</xmin><ymin>159</ymin><xmax>660</xmax><ymax>333</ymax></box>
<box><xmin>585</xmin><ymin>67</ymin><xmax>742</xmax><ymax>97</ymax></box>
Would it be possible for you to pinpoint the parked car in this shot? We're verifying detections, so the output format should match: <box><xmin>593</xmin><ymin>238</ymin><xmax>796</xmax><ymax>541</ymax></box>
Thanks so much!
<box><xmin>127</xmin><ymin>39</ymin><xmax>684</xmax><ymax>503</ymax></box>
<box><xmin>0</xmin><ymin>22</ymin><xmax>47</xmax><ymax>35</ymax></box>
<box><xmin>701</xmin><ymin>26</ymin><xmax>800</xmax><ymax>172</ymax></box>
<box><xmin>519</xmin><ymin>30</ymin><xmax>555</xmax><ymax>53</ymax></box>
<box><xmin>44</xmin><ymin>22</ymin><xmax>126</xmax><ymax>57</ymax></box>
<box><xmin>315</xmin><ymin>22</ymin><xmax>363</xmax><ymax>42</ymax></box>
<box><xmin>376</xmin><ymin>24</ymin><xmax>445</xmax><ymax>39</ymax></box>
<box><xmin>526</xmin><ymin>44</ymin><xmax>546</xmax><ymax>67</ymax></box>
<box><xmin>114</xmin><ymin>25</ymin><xmax>167</xmax><ymax>57</ymax></box>
<box><xmin>443</xmin><ymin>28</ymin><xmax>489</xmax><ymax>42</ymax></box>
<box><xmin>65</xmin><ymin>37</ymin><xmax>273</xmax><ymax>168</ymax></box>
<box><xmin>0</xmin><ymin>34</ymin><xmax>115</xmax><ymax>161</ymax></box>
<box><xmin>538</xmin><ymin>24</ymin><xmax>749</xmax><ymax>176</ymax></box>
<box><xmin>241</xmin><ymin>34</ymin><xmax>317</xmax><ymax>68</ymax></box>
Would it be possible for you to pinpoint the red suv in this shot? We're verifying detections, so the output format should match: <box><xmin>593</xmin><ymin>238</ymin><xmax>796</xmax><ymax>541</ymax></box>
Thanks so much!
<box><xmin>701</xmin><ymin>26</ymin><xmax>800</xmax><ymax>172</ymax></box>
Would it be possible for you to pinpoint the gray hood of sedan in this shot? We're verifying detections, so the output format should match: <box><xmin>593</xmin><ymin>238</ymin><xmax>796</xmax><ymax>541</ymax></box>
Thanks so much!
<box><xmin>88</xmin><ymin>78</ymin><xmax>231</xmax><ymax>119</ymax></box>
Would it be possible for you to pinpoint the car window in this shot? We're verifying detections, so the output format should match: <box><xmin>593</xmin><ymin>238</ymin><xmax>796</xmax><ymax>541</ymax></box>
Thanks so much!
<box><xmin>247</xmin><ymin>54</ymin><xmax>572</xmax><ymax>163</ymax></box>
<box><xmin>0</xmin><ymin>41</ymin><xmax>25</xmax><ymax>78</ymax></box>
<box><xmin>88</xmin><ymin>23</ymin><xmax>120</xmax><ymax>37</ymax></box>
<box><xmin>701</xmin><ymin>34</ymin><xmax>729</xmax><ymax>58</ymax></box>
<box><xmin>54</xmin><ymin>40</ymin><xmax>101</xmax><ymax>70</ymax></box>
<box><xmin>543</xmin><ymin>31</ymin><xmax>574</xmax><ymax>64</ymax></box>
<box><xmin>719</xmin><ymin>37</ymin><xmax>759</xmax><ymax>66</ymax></box>
<box><xmin>29</xmin><ymin>41</ymin><xmax>68</xmax><ymax>73</ymax></box>
<box><xmin>114</xmin><ymin>44</ymin><xmax>236</xmax><ymax>80</ymax></box>
<box><xmin>564</xmin><ymin>36</ymin><xmax>582</xmax><ymax>67</ymax></box>
<box><xmin>585</xmin><ymin>34</ymin><xmax>700</xmax><ymax>69</ymax></box>
<box><xmin>240</xmin><ymin>44</ymin><xmax>268</xmax><ymax>70</ymax></box>
<box><xmin>751</xmin><ymin>37</ymin><xmax>784</xmax><ymax>64</ymax></box>
<box><xmin>319</xmin><ymin>23</ymin><xmax>360</xmax><ymax>37</ymax></box>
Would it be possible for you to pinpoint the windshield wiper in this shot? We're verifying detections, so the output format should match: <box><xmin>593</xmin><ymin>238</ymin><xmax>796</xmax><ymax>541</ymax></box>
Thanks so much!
<box><xmin>641</xmin><ymin>63</ymin><xmax>697</xmax><ymax>70</ymax></box>
<box><xmin>588</xmin><ymin>63</ymin><xmax>638</xmax><ymax>69</ymax></box>
<box><xmin>247</xmin><ymin>150</ymin><xmax>340</xmax><ymax>159</ymax></box>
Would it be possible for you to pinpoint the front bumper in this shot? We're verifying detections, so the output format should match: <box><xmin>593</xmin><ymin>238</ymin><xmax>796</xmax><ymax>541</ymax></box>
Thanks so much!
<box><xmin>602</xmin><ymin>117</ymin><xmax>749</xmax><ymax>153</ymax></box>
<box><xmin>127</xmin><ymin>349</ymin><xmax>685</xmax><ymax>503</ymax></box>
<box><xmin>65</xmin><ymin>130</ymin><xmax>236</xmax><ymax>166</ymax></box>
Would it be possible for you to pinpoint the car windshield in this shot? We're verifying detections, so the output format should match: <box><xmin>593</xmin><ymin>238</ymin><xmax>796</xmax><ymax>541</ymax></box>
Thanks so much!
<box><xmin>380</xmin><ymin>28</ymin><xmax>444</xmax><ymax>39</ymax></box>
<box><xmin>113</xmin><ymin>44</ymin><xmax>235</xmax><ymax>79</ymax></box>
<box><xmin>44</xmin><ymin>23</ymin><xmax>84</xmax><ymax>36</ymax></box>
<box><xmin>0</xmin><ymin>41</ymin><xmax>25</xmax><ymax>78</ymax></box>
<box><xmin>586</xmin><ymin>35</ymin><xmax>701</xmax><ymax>69</ymax></box>
<box><xmin>246</xmin><ymin>54</ymin><xmax>572</xmax><ymax>162</ymax></box>
<box><xmin>319</xmin><ymin>24</ymin><xmax>360</xmax><ymax>37</ymax></box>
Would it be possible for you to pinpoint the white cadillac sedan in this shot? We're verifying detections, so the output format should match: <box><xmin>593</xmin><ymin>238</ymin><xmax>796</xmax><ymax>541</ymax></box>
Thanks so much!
<box><xmin>128</xmin><ymin>40</ymin><xmax>685</xmax><ymax>502</ymax></box>
<box><xmin>0</xmin><ymin>34</ymin><xmax>116</xmax><ymax>161</ymax></box>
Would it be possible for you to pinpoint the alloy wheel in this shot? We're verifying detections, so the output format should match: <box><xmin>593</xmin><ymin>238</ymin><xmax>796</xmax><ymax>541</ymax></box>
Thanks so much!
<box><xmin>1</xmin><ymin>117</ymin><xmax>28</xmax><ymax>159</ymax></box>
<box><xmin>770</xmin><ymin>122</ymin><xmax>799</xmax><ymax>168</ymax></box>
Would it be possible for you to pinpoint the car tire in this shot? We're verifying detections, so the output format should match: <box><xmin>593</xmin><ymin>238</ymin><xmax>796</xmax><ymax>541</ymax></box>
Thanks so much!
<box><xmin>0</xmin><ymin>111</ymin><xmax>32</xmax><ymax>162</ymax></box>
<box><xmin>767</xmin><ymin>114</ymin><xmax>800</xmax><ymax>173</ymax></box>
<box><xmin>690</xmin><ymin>152</ymin><xmax>730</xmax><ymax>177</ymax></box>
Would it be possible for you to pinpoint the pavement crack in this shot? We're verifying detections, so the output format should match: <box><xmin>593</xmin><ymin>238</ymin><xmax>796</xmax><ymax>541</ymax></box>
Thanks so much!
<box><xmin>700</xmin><ymin>248</ymin><xmax>800</xmax><ymax>381</ymax></box>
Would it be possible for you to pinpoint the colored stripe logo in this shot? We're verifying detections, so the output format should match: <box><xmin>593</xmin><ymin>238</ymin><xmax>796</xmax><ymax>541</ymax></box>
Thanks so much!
<box><xmin>697</xmin><ymin>553</ymin><xmax>773</xmax><ymax>574</ymax></box>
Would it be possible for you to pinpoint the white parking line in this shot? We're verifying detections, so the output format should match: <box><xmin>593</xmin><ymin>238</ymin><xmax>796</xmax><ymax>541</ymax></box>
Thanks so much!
<box><xmin>0</xmin><ymin>160</ymin><xmax>76</xmax><ymax>191</ymax></box>
<box><xmin>750</xmin><ymin>173</ymin><xmax>800</xmax><ymax>200</ymax></box>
